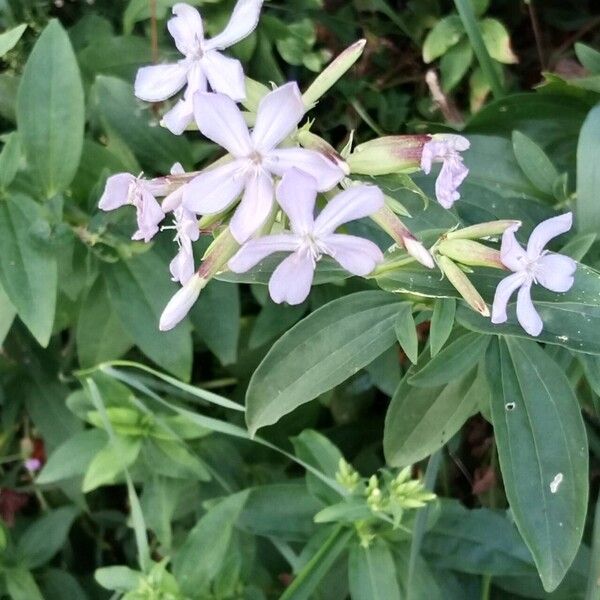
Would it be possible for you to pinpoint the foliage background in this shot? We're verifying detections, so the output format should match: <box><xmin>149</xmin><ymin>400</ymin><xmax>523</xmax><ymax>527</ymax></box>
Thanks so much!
<box><xmin>0</xmin><ymin>0</ymin><xmax>599</xmax><ymax>598</ymax></box>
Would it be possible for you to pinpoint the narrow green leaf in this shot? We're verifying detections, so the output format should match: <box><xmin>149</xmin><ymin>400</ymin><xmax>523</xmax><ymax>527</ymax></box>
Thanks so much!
<box><xmin>4</xmin><ymin>569</ymin><xmax>44</xmax><ymax>600</ymax></box>
<box><xmin>0</xmin><ymin>24</ymin><xmax>27</xmax><ymax>57</ymax></box>
<box><xmin>95</xmin><ymin>566</ymin><xmax>143</xmax><ymax>592</ymax></box>
<box><xmin>575</xmin><ymin>43</ymin><xmax>600</xmax><ymax>74</ymax></box>
<box><xmin>0</xmin><ymin>195</ymin><xmax>57</xmax><ymax>346</ymax></box>
<box><xmin>103</xmin><ymin>253</ymin><xmax>192</xmax><ymax>380</ymax></box>
<box><xmin>430</xmin><ymin>298</ymin><xmax>456</xmax><ymax>357</ymax></box>
<box><xmin>512</xmin><ymin>131</ymin><xmax>559</xmax><ymax>196</ymax></box>
<box><xmin>0</xmin><ymin>131</ymin><xmax>22</xmax><ymax>189</ymax></box>
<box><xmin>394</xmin><ymin>304</ymin><xmax>418</xmax><ymax>364</ymax></box>
<box><xmin>246</xmin><ymin>291</ymin><xmax>401</xmax><ymax>435</ymax></box>
<box><xmin>384</xmin><ymin>367</ymin><xmax>481</xmax><ymax>466</ymax></box>
<box><xmin>485</xmin><ymin>338</ymin><xmax>588</xmax><ymax>591</ymax></box>
<box><xmin>409</xmin><ymin>333</ymin><xmax>489</xmax><ymax>387</ymax></box>
<box><xmin>348</xmin><ymin>540</ymin><xmax>401</xmax><ymax>600</ymax></box>
<box><xmin>16</xmin><ymin>20</ymin><xmax>84</xmax><ymax>197</ymax></box>
<box><xmin>82</xmin><ymin>436</ymin><xmax>141</xmax><ymax>492</ymax></box>
<box><xmin>576</xmin><ymin>104</ymin><xmax>600</xmax><ymax>233</ymax></box>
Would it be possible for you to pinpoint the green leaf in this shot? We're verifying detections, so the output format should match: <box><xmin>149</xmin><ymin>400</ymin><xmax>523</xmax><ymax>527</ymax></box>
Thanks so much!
<box><xmin>575</xmin><ymin>43</ymin><xmax>600</xmax><ymax>74</ymax></box>
<box><xmin>384</xmin><ymin>367</ymin><xmax>481</xmax><ymax>467</ymax></box>
<box><xmin>485</xmin><ymin>338</ymin><xmax>588</xmax><ymax>591</ymax></box>
<box><xmin>16</xmin><ymin>20</ymin><xmax>84</xmax><ymax>197</ymax></box>
<box><xmin>479</xmin><ymin>18</ymin><xmax>517</xmax><ymax>64</ymax></box>
<box><xmin>280</xmin><ymin>526</ymin><xmax>353</xmax><ymax>600</ymax></box>
<box><xmin>394</xmin><ymin>304</ymin><xmax>418</xmax><ymax>365</ymax></box>
<box><xmin>249</xmin><ymin>301</ymin><xmax>307</xmax><ymax>349</ymax></box>
<box><xmin>173</xmin><ymin>491</ymin><xmax>249</xmax><ymax>595</ymax></box>
<box><xmin>37</xmin><ymin>429</ymin><xmax>108</xmax><ymax>484</ymax></box>
<box><xmin>77</xmin><ymin>278</ymin><xmax>132</xmax><ymax>367</ymax></box>
<box><xmin>0</xmin><ymin>281</ymin><xmax>16</xmax><ymax>345</ymax></box>
<box><xmin>17</xmin><ymin>506</ymin><xmax>79</xmax><ymax>569</ymax></box>
<box><xmin>103</xmin><ymin>253</ymin><xmax>192</xmax><ymax>380</ymax></box>
<box><xmin>190</xmin><ymin>279</ymin><xmax>240</xmax><ymax>366</ymax></box>
<box><xmin>4</xmin><ymin>569</ymin><xmax>44</xmax><ymax>600</ymax></box>
<box><xmin>92</xmin><ymin>76</ymin><xmax>192</xmax><ymax>172</ymax></box>
<box><xmin>422</xmin><ymin>16</ymin><xmax>464</xmax><ymax>63</ymax></box>
<box><xmin>512</xmin><ymin>130</ymin><xmax>559</xmax><ymax>196</ymax></box>
<box><xmin>576</xmin><ymin>104</ymin><xmax>600</xmax><ymax>233</ymax></box>
<box><xmin>245</xmin><ymin>291</ymin><xmax>401</xmax><ymax>435</ymax></box>
<box><xmin>0</xmin><ymin>131</ymin><xmax>22</xmax><ymax>190</ymax></box>
<box><xmin>430</xmin><ymin>298</ymin><xmax>456</xmax><ymax>357</ymax></box>
<box><xmin>409</xmin><ymin>333</ymin><xmax>490</xmax><ymax>387</ymax></box>
<box><xmin>0</xmin><ymin>24</ymin><xmax>27</xmax><ymax>57</ymax></box>
<box><xmin>39</xmin><ymin>569</ymin><xmax>88</xmax><ymax>600</ymax></box>
<box><xmin>348</xmin><ymin>540</ymin><xmax>401</xmax><ymax>600</ymax></box>
<box><xmin>82</xmin><ymin>436</ymin><xmax>141</xmax><ymax>492</ymax></box>
<box><xmin>95</xmin><ymin>566</ymin><xmax>143</xmax><ymax>592</ymax></box>
<box><xmin>440</xmin><ymin>39</ymin><xmax>473</xmax><ymax>91</ymax></box>
<box><xmin>0</xmin><ymin>195</ymin><xmax>57</xmax><ymax>346</ymax></box>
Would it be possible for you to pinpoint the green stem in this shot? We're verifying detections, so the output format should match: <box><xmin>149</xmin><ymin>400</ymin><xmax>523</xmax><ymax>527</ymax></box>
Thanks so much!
<box><xmin>453</xmin><ymin>0</ymin><xmax>504</xmax><ymax>99</ymax></box>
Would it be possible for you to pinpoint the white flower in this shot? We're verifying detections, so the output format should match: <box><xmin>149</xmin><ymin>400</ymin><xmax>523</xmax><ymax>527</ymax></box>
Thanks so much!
<box><xmin>163</xmin><ymin>206</ymin><xmax>200</xmax><ymax>284</ymax></box>
<box><xmin>159</xmin><ymin>273</ymin><xmax>206</xmax><ymax>331</ymax></box>
<box><xmin>182</xmin><ymin>82</ymin><xmax>346</xmax><ymax>243</ymax></box>
<box><xmin>134</xmin><ymin>1</ymin><xmax>263</xmax><ymax>134</ymax></box>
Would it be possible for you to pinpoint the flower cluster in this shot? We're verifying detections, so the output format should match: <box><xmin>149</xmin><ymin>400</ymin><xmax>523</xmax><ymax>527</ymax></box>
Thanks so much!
<box><xmin>98</xmin><ymin>0</ymin><xmax>576</xmax><ymax>338</ymax></box>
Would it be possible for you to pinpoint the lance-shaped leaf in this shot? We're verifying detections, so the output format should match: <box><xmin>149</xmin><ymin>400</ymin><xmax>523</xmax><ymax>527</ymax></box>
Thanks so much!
<box><xmin>246</xmin><ymin>291</ymin><xmax>402</xmax><ymax>435</ymax></box>
<box><xmin>17</xmin><ymin>20</ymin><xmax>84</xmax><ymax>197</ymax></box>
<box><xmin>485</xmin><ymin>338</ymin><xmax>588</xmax><ymax>592</ymax></box>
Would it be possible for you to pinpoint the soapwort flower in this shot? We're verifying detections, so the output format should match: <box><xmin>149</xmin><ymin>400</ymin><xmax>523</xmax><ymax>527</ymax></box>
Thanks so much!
<box><xmin>491</xmin><ymin>213</ymin><xmax>576</xmax><ymax>336</ymax></box>
<box><xmin>99</xmin><ymin>173</ymin><xmax>166</xmax><ymax>242</ymax></box>
<box><xmin>228</xmin><ymin>169</ymin><xmax>384</xmax><ymax>305</ymax></box>
<box><xmin>163</xmin><ymin>206</ymin><xmax>200</xmax><ymax>285</ymax></box>
<box><xmin>135</xmin><ymin>1</ymin><xmax>263</xmax><ymax>134</ymax></box>
<box><xmin>420</xmin><ymin>134</ymin><xmax>470</xmax><ymax>209</ymax></box>
<box><xmin>183</xmin><ymin>83</ymin><xmax>346</xmax><ymax>243</ymax></box>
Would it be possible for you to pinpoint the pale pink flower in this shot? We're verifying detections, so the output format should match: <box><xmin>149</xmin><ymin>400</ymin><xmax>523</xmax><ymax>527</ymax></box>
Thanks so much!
<box><xmin>228</xmin><ymin>169</ymin><xmax>384</xmax><ymax>305</ymax></box>
<box><xmin>159</xmin><ymin>273</ymin><xmax>206</xmax><ymax>331</ymax></box>
<box><xmin>163</xmin><ymin>206</ymin><xmax>200</xmax><ymax>284</ymax></box>
<box><xmin>135</xmin><ymin>1</ymin><xmax>263</xmax><ymax>134</ymax></box>
<box><xmin>182</xmin><ymin>83</ymin><xmax>346</xmax><ymax>243</ymax></box>
<box><xmin>421</xmin><ymin>134</ymin><xmax>470</xmax><ymax>209</ymax></box>
<box><xmin>99</xmin><ymin>173</ymin><xmax>166</xmax><ymax>242</ymax></box>
<box><xmin>491</xmin><ymin>213</ymin><xmax>576</xmax><ymax>336</ymax></box>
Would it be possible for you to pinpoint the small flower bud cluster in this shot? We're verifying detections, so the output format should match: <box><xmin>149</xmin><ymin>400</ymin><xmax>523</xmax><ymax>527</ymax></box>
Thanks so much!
<box><xmin>335</xmin><ymin>458</ymin><xmax>361</xmax><ymax>492</ymax></box>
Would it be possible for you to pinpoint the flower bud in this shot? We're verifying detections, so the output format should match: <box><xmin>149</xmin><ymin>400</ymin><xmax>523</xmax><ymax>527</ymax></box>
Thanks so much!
<box><xmin>438</xmin><ymin>256</ymin><xmax>490</xmax><ymax>317</ymax></box>
<box><xmin>437</xmin><ymin>239</ymin><xmax>504</xmax><ymax>269</ymax></box>
<box><xmin>347</xmin><ymin>135</ymin><xmax>429</xmax><ymax>176</ymax></box>
<box><xmin>159</xmin><ymin>273</ymin><xmax>206</xmax><ymax>331</ymax></box>
<box><xmin>242</xmin><ymin>76</ymin><xmax>270</xmax><ymax>112</ymax></box>
<box><xmin>297</xmin><ymin>129</ymin><xmax>349</xmax><ymax>175</ymax></box>
<box><xmin>404</xmin><ymin>235</ymin><xmax>435</xmax><ymax>269</ymax></box>
<box><xmin>445</xmin><ymin>220</ymin><xmax>521</xmax><ymax>241</ymax></box>
<box><xmin>303</xmin><ymin>39</ymin><xmax>367</xmax><ymax>107</ymax></box>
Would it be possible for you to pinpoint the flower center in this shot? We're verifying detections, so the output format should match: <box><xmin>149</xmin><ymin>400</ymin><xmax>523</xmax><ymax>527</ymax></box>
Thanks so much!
<box><xmin>300</xmin><ymin>234</ymin><xmax>325</xmax><ymax>264</ymax></box>
<box><xmin>249</xmin><ymin>150</ymin><xmax>263</xmax><ymax>166</ymax></box>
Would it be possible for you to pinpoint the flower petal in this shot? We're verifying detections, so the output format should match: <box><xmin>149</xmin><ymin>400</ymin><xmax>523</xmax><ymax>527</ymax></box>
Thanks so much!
<box><xmin>230</xmin><ymin>171</ymin><xmax>274</xmax><ymax>243</ymax></box>
<box><xmin>162</xmin><ymin>63</ymin><xmax>207</xmax><ymax>134</ymax></box>
<box><xmin>516</xmin><ymin>281</ymin><xmax>543</xmax><ymax>336</ymax></box>
<box><xmin>266</xmin><ymin>148</ymin><xmax>345</xmax><ymax>191</ymax></box>
<box><xmin>500</xmin><ymin>223</ymin><xmax>527</xmax><ymax>272</ymax></box>
<box><xmin>159</xmin><ymin>273</ymin><xmax>205</xmax><ymax>331</ymax></box>
<box><xmin>491</xmin><ymin>271</ymin><xmax>526</xmax><ymax>324</ymax></box>
<box><xmin>313</xmin><ymin>185</ymin><xmax>384</xmax><ymax>237</ymax></box>
<box><xmin>204</xmin><ymin>0</ymin><xmax>263</xmax><ymax>50</ymax></box>
<box><xmin>193</xmin><ymin>92</ymin><xmax>252</xmax><ymax>157</ymax></box>
<box><xmin>536</xmin><ymin>253</ymin><xmax>577</xmax><ymax>292</ymax></box>
<box><xmin>228</xmin><ymin>233</ymin><xmax>300</xmax><ymax>272</ymax></box>
<box><xmin>268</xmin><ymin>251</ymin><xmax>315</xmax><ymax>305</ymax></box>
<box><xmin>183</xmin><ymin>160</ymin><xmax>246</xmax><ymax>214</ymax></box>
<box><xmin>134</xmin><ymin>63</ymin><xmax>188</xmax><ymax>102</ymax></box>
<box><xmin>251</xmin><ymin>82</ymin><xmax>305</xmax><ymax>152</ymax></box>
<box><xmin>202</xmin><ymin>50</ymin><xmax>246</xmax><ymax>101</ymax></box>
<box><xmin>99</xmin><ymin>173</ymin><xmax>135</xmax><ymax>211</ymax></box>
<box><xmin>323</xmin><ymin>233</ymin><xmax>383</xmax><ymax>276</ymax></box>
<box><xmin>168</xmin><ymin>3</ymin><xmax>204</xmax><ymax>56</ymax></box>
<box><xmin>275</xmin><ymin>169</ymin><xmax>317</xmax><ymax>235</ymax></box>
<box><xmin>526</xmin><ymin>212</ymin><xmax>573</xmax><ymax>259</ymax></box>
<box><xmin>132</xmin><ymin>190</ymin><xmax>165</xmax><ymax>243</ymax></box>
<box><xmin>434</xmin><ymin>156</ymin><xmax>468</xmax><ymax>209</ymax></box>
<box><xmin>170</xmin><ymin>240</ymin><xmax>195</xmax><ymax>285</ymax></box>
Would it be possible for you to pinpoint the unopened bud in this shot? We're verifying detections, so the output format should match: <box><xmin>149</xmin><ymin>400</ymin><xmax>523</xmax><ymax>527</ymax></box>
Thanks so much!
<box><xmin>438</xmin><ymin>256</ymin><xmax>490</xmax><ymax>317</ymax></box>
<box><xmin>303</xmin><ymin>39</ymin><xmax>367</xmax><ymax>107</ymax></box>
<box><xmin>437</xmin><ymin>239</ymin><xmax>503</xmax><ymax>269</ymax></box>
<box><xmin>297</xmin><ymin>130</ymin><xmax>349</xmax><ymax>175</ymax></box>
<box><xmin>242</xmin><ymin>77</ymin><xmax>270</xmax><ymax>112</ymax></box>
<box><xmin>445</xmin><ymin>220</ymin><xmax>521</xmax><ymax>241</ymax></box>
<box><xmin>404</xmin><ymin>235</ymin><xmax>435</xmax><ymax>269</ymax></box>
<box><xmin>347</xmin><ymin>136</ymin><xmax>428</xmax><ymax>176</ymax></box>
<box><xmin>159</xmin><ymin>273</ymin><xmax>206</xmax><ymax>331</ymax></box>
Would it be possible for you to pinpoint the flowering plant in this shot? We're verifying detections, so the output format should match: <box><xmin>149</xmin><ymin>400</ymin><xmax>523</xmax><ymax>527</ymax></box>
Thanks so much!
<box><xmin>0</xmin><ymin>1</ymin><xmax>599</xmax><ymax>598</ymax></box>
